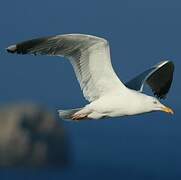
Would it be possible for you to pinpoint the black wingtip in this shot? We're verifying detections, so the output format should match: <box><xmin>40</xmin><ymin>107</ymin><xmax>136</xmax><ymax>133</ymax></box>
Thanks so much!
<box><xmin>147</xmin><ymin>60</ymin><xmax>174</xmax><ymax>99</ymax></box>
<box><xmin>6</xmin><ymin>45</ymin><xmax>17</xmax><ymax>53</ymax></box>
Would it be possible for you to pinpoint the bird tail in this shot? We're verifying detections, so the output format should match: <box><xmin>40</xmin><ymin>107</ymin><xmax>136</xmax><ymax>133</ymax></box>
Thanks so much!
<box><xmin>58</xmin><ymin>108</ymin><xmax>83</xmax><ymax>121</ymax></box>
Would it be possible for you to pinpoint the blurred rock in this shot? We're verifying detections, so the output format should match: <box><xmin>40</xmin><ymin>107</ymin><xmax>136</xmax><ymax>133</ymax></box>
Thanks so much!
<box><xmin>0</xmin><ymin>103</ymin><xmax>69</xmax><ymax>167</ymax></box>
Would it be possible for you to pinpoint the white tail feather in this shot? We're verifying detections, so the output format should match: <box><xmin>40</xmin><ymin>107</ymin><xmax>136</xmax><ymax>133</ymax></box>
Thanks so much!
<box><xmin>58</xmin><ymin>108</ymin><xmax>82</xmax><ymax>121</ymax></box>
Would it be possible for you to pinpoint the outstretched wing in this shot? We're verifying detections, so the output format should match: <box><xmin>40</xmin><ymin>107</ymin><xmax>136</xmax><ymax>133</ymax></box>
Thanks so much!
<box><xmin>125</xmin><ymin>61</ymin><xmax>174</xmax><ymax>99</ymax></box>
<box><xmin>7</xmin><ymin>34</ymin><xmax>126</xmax><ymax>102</ymax></box>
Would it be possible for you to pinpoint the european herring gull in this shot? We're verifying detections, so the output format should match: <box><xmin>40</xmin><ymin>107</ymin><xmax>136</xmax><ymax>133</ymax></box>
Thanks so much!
<box><xmin>6</xmin><ymin>34</ymin><xmax>174</xmax><ymax>121</ymax></box>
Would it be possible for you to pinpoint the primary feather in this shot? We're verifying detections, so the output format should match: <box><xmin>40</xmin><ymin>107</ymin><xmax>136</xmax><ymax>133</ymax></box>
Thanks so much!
<box><xmin>125</xmin><ymin>61</ymin><xmax>174</xmax><ymax>99</ymax></box>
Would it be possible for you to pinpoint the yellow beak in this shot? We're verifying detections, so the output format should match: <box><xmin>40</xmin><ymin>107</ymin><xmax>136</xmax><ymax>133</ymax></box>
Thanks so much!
<box><xmin>161</xmin><ymin>106</ymin><xmax>174</xmax><ymax>115</ymax></box>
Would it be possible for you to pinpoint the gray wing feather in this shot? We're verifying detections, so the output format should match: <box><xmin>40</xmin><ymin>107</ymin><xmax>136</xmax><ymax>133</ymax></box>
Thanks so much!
<box><xmin>125</xmin><ymin>61</ymin><xmax>174</xmax><ymax>99</ymax></box>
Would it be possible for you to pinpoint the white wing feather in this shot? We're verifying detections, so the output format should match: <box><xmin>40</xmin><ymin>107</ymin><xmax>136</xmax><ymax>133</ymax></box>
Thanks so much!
<box><xmin>7</xmin><ymin>34</ymin><xmax>126</xmax><ymax>102</ymax></box>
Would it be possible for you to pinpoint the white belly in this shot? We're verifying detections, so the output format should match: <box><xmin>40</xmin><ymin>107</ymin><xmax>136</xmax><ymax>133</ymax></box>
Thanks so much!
<box><xmin>86</xmin><ymin>91</ymin><xmax>146</xmax><ymax>119</ymax></box>
<box><xmin>86</xmin><ymin>95</ymin><xmax>130</xmax><ymax>118</ymax></box>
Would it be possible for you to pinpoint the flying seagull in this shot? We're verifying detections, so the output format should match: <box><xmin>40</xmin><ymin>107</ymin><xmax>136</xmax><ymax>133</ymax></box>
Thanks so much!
<box><xmin>6</xmin><ymin>34</ymin><xmax>174</xmax><ymax>121</ymax></box>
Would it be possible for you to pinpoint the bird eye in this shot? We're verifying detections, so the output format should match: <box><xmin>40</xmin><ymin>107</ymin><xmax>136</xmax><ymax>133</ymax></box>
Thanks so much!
<box><xmin>153</xmin><ymin>101</ymin><xmax>157</xmax><ymax>104</ymax></box>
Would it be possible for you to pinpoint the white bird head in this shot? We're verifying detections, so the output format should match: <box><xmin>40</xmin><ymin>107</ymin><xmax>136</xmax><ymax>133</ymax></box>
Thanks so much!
<box><xmin>143</xmin><ymin>96</ymin><xmax>174</xmax><ymax>115</ymax></box>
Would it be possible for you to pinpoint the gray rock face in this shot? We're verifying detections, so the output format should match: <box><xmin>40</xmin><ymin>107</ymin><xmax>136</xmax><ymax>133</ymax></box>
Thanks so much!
<box><xmin>0</xmin><ymin>103</ymin><xmax>69</xmax><ymax>167</ymax></box>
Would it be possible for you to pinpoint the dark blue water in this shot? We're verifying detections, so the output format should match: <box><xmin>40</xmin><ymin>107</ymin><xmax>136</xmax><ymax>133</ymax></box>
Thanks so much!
<box><xmin>0</xmin><ymin>0</ymin><xmax>181</xmax><ymax>179</ymax></box>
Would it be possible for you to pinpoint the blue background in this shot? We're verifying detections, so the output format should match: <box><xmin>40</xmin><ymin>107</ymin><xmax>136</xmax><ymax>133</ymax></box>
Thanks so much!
<box><xmin>0</xmin><ymin>0</ymin><xmax>181</xmax><ymax>179</ymax></box>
